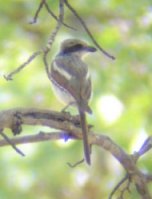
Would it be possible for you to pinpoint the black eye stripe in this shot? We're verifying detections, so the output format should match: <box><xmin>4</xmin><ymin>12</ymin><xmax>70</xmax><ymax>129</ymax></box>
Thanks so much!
<box><xmin>73</xmin><ymin>44</ymin><xmax>83</xmax><ymax>49</ymax></box>
<box><xmin>63</xmin><ymin>44</ymin><xmax>83</xmax><ymax>54</ymax></box>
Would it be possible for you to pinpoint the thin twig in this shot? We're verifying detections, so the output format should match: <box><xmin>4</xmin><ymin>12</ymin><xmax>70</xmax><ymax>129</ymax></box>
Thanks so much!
<box><xmin>109</xmin><ymin>175</ymin><xmax>128</xmax><ymax>199</ymax></box>
<box><xmin>4</xmin><ymin>0</ymin><xmax>64</xmax><ymax>80</ymax></box>
<box><xmin>0</xmin><ymin>129</ymin><xmax>25</xmax><ymax>156</ymax></box>
<box><xmin>67</xmin><ymin>158</ymin><xmax>84</xmax><ymax>167</ymax></box>
<box><xmin>119</xmin><ymin>176</ymin><xmax>131</xmax><ymax>199</ymax></box>
<box><xmin>138</xmin><ymin>136</ymin><xmax>152</xmax><ymax>156</ymax></box>
<box><xmin>0</xmin><ymin>131</ymin><xmax>66</xmax><ymax>147</ymax></box>
<box><xmin>30</xmin><ymin>0</ymin><xmax>75</xmax><ymax>30</ymax></box>
<box><xmin>64</xmin><ymin>0</ymin><xmax>115</xmax><ymax>60</ymax></box>
<box><xmin>4</xmin><ymin>50</ymin><xmax>42</xmax><ymax>80</ymax></box>
<box><xmin>43</xmin><ymin>0</ymin><xmax>64</xmax><ymax>77</ymax></box>
<box><xmin>44</xmin><ymin>2</ymin><xmax>76</xmax><ymax>30</ymax></box>
<box><xmin>30</xmin><ymin>0</ymin><xmax>46</xmax><ymax>24</ymax></box>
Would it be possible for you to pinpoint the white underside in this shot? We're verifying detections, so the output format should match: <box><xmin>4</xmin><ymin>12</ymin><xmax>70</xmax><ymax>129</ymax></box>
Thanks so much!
<box><xmin>51</xmin><ymin>78</ymin><xmax>76</xmax><ymax>106</ymax></box>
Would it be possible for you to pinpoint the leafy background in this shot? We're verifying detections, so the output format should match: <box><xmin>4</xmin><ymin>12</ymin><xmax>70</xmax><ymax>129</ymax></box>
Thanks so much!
<box><xmin>0</xmin><ymin>0</ymin><xmax>152</xmax><ymax>198</ymax></box>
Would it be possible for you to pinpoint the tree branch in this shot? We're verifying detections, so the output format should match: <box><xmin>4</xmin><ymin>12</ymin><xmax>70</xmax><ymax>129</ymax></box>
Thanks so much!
<box><xmin>64</xmin><ymin>0</ymin><xmax>115</xmax><ymax>60</ymax></box>
<box><xmin>4</xmin><ymin>0</ymin><xmax>65</xmax><ymax>81</ymax></box>
<box><xmin>4</xmin><ymin>51</ymin><xmax>41</xmax><ymax>80</ymax></box>
<box><xmin>0</xmin><ymin>107</ymin><xmax>151</xmax><ymax>198</ymax></box>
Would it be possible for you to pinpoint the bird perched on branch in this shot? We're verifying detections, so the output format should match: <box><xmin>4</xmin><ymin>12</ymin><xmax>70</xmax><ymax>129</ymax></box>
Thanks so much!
<box><xmin>49</xmin><ymin>38</ymin><xmax>96</xmax><ymax>165</ymax></box>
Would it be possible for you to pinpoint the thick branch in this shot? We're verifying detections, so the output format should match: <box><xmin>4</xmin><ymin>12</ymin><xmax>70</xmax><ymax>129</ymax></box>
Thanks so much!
<box><xmin>0</xmin><ymin>107</ymin><xmax>151</xmax><ymax>198</ymax></box>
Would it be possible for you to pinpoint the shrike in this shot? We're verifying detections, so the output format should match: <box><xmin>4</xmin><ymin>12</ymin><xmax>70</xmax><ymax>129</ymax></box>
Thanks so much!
<box><xmin>49</xmin><ymin>38</ymin><xmax>96</xmax><ymax>165</ymax></box>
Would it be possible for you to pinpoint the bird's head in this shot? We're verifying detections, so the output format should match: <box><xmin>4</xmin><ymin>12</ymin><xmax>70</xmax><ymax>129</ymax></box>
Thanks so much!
<box><xmin>59</xmin><ymin>38</ymin><xmax>97</xmax><ymax>58</ymax></box>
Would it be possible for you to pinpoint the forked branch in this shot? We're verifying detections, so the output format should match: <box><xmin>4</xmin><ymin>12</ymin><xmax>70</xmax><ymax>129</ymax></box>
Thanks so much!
<box><xmin>0</xmin><ymin>108</ymin><xmax>151</xmax><ymax>198</ymax></box>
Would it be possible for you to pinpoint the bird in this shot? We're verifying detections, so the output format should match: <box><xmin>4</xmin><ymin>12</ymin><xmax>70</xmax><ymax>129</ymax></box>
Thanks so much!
<box><xmin>49</xmin><ymin>38</ymin><xmax>96</xmax><ymax>165</ymax></box>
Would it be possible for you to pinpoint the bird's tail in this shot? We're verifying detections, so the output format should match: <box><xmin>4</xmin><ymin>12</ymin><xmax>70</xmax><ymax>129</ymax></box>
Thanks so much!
<box><xmin>78</xmin><ymin>107</ymin><xmax>91</xmax><ymax>165</ymax></box>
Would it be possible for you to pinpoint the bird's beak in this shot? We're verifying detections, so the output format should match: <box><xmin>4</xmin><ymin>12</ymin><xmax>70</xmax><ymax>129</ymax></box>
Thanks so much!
<box><xmin>85</xmin><ymin>46</ymin><xmax>97</xmax><ymax>52</ymax></box>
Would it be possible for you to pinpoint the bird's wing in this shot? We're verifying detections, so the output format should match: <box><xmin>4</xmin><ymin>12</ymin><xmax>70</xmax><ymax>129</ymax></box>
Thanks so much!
<box><xmin>50</xmin><ymin>55</ymin><xmax>92</xmax><ymax>113</ymax></box>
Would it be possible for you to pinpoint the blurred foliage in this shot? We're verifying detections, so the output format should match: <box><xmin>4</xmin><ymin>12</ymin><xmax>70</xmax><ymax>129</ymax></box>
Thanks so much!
<box><xmin>0</xmin><ymin>0</ymin><xmax>152</xmax><ymax>198</ymax></box>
